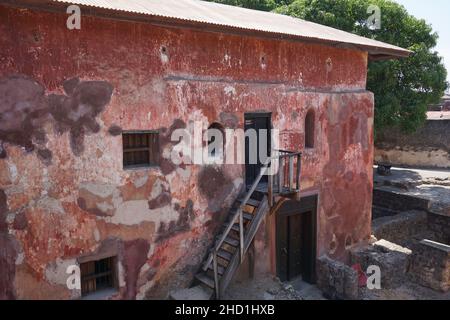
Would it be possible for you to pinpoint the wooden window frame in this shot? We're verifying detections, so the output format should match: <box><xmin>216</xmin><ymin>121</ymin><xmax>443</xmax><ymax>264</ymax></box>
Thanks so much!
<box><xmin>122</xmin><ymin>130</ymin><xmax>160</xmax><ymax>169</ymax></box>
<box><xmin>80</xmin><ymin>256</ymin><xmax>118</xmax><ymax>297</ymax></box>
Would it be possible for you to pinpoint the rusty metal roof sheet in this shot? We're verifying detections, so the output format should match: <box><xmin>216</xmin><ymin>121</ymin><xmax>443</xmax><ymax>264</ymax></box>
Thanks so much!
<box><xmin>34</xmin><ymin>0</ymin><xmax>411</xmax><ymax>58</ymax></box>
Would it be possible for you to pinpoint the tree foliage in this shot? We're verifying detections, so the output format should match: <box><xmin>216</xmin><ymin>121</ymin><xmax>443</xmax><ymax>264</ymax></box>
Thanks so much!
<box><xmin>209</xmin><ymin>0</ymin><xmax>448</xmax><ymax>135</ymax></box>
<box><xmin>206</xmin><ymin>0</ymin><xmax>294</xmax><ymax>11</ymax></box>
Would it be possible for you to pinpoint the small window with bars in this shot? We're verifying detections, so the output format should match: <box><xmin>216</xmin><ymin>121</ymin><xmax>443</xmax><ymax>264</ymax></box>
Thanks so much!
<box><xmin>122</xmin><ymin>131</ymin><xmax>159</xmax><ymax>169</ymax></box>
<box><xmin>80</xmin><ymin>256</ymin><xmax>117</xmax><ymax>297</ymax></box>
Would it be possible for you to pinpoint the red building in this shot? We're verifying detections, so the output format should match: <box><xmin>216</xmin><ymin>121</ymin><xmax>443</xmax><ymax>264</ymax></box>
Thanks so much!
<box><xmin>0</xmin><ymin>0</ymin><xmax>410</xmax><ymax>299</ymax></box>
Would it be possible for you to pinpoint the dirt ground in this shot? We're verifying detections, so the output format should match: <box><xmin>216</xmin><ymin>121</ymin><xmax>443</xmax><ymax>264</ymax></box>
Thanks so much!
<box><xmin>360</xmin><ymin>282</ymin><xmax>450</xmax><ymax>300</ymax></box>
<box><xmin>224</xmin><ymin>274</ymin><xmax>449</xmax><ymax>300</ymax></box>
<box><xmin>223</xmin><ymin>274</ymin><xmax>325</xmax><ymax>300</ymax></box>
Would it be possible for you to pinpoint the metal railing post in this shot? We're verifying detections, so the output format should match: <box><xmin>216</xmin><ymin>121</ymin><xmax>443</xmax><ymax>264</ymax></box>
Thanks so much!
<box><xmin>239</xmin><ymin>208</ymin><xmax>244</xmax><ymax>263</ymax></box>
<box><xmin>213</xmin><ymin>251</ymin><xmax>219</xmax><ymax>299</ymax></box>
<box><xmin>268</xmin><ymin>171</ymin><xmax>273</xmax><ymax>207</ymax></box>
<box><xmin>278</xmin><ymin>157</ymin><xmax>284</xmax><ymax>194</ymax></box>
<box><xmin>289</xmin><ymin>156</ymin><xmax>294</xmax><ymax>191</ymax></box>
<box><xmin>296</xmin><ymin>154</ymin><xmax>301</xmax><ymax>191</ymax></box>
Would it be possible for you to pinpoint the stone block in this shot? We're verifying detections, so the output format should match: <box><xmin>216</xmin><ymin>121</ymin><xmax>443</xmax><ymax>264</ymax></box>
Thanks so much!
<box><xmin>317</xmin><ymin>256</ymin><xmax>358</xmax><ymax>300</ymax></box>
<box><xmin>350</xmin><ymin>240</ymin><xmax>411</xmax><ymax>289</ymax></box>
<box><xmin>408</xmin><ymin>239</ymin><xmax>450</xmax><ymax>292</ymax></box>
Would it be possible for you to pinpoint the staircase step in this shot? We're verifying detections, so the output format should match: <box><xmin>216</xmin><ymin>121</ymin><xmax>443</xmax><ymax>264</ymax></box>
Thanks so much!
<box><xmin>231</xmin><ymin>223</ymin><xmax>240</xmax><ymax>233</ymax></box>
<box><xmin>224</xmin><ymin>236</ymin><xmax>239</xmax><ymax>247</ymax></box>
<box><xmin>228</xmin><ymin>210</ymin><xmax>253</xmax><ymax>220</ymax></box>
<box><xmin>238</xmin><ymin>198</ymin><xmax>260</xmax><ymax>207</ymax></box>
<box><xmin>208</xmin><ymin>264</ymin><xmax>225</xmax><ymax>275</ymax></box>
<box><xmin>228</xmin><ymin>212</ymin><xmax>252</xmax><ymax>222</ymax></box>
<box><xmin>217</xmin><ymin>249</ymin><xmax>233</xmax><ymax>261</ymax></box>
<box><xmin>202</xmin><ymin>255</ymin><xmax>227</xmax><ymax>271</ymax></box>
<box><xmin>195</xmin><ymin>273</ymin><xmax>215</xmax><ymax>289</ymax></box>
<box><xmin>243</xmin><ymin>212</ymin><xmax>253</xmax><ymax>221</ymax></box>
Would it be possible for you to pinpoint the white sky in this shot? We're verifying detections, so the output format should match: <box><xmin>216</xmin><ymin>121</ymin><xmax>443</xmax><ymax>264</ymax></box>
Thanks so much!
<box><xmin>394</xmin><ymin>0</ymin><xmax>450</xmax><ymax>87</ymax></box>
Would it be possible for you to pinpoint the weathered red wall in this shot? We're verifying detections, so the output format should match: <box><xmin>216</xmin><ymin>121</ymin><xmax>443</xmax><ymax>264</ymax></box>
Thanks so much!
<box><xmin>0</xmin><ymin>5</ymin><xmax>373</xmax><ymax>299</ymax></box>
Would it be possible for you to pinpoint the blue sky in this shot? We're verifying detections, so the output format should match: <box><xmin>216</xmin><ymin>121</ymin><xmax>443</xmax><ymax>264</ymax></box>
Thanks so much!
<box><xmin>394</xmin><ymin>0</ymin><xmax>450</xmax><ymax>86</ymax></box>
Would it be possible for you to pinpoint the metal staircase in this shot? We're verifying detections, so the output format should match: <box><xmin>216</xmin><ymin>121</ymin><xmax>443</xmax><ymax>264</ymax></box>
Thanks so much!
<box><xmin>171</xmin><ymin>150</ymin><xmax>302</xmax><ymax>300</ymax></box>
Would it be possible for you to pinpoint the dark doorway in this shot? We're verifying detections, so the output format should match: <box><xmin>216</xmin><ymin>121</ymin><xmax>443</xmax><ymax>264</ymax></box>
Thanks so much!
<box><xmin>276</xmin><ymin>195</ymin><xmax>317</xmax><ymax>283</ymax></box>
<box><xmin>244</xmin><ymin>113</ymin><xmax>271</xmax><ymax>187</ymax></box>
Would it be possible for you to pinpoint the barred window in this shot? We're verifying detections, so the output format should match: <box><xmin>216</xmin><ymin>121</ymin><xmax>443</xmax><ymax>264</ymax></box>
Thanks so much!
<box><xmin>80</xmin><ymin>256</ymin><xmax>117</xmax><ymax>297</ymax></box>
<box><xmin>122</xmin><ymin>131</ymin><xmax>159</xmax><ymax>168</ymax></box>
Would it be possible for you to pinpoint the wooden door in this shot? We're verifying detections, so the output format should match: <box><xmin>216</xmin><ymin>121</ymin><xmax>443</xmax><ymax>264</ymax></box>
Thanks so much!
<box><xmin>244</xmin><ymin>113</ymin><xmax>271</xmax><ymax>186</ymax></box>
<box><xmin>288</xmin><ymin>214</ymin><xmax>303</xmax><ymax>280</ymax></box>
<box><xmin>276</xmin><ymin>196</ymin><xmax>317</xmax><ymax>283</ymax></box>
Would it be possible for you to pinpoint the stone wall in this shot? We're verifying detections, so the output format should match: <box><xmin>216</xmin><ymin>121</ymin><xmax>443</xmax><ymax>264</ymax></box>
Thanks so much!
<box><xmin>428</xmin><ymin>213</ymin><xmax>450</xmax><ymax>245</ymax></box>
<box><xmin>372</xmin><ymin>211</ymin><xmax>428</xmax><ymax>247</ymax></box>
<box><xmin>350</xmin><ymin>239</ymin><xmax>412</xmax><ymax>290</ymax></box>
<box><xmin>375</xmin><ymin>120</ymin><xmax>450</xmax><ymax>169</ymax></box>
<box><xmin>408</xmin><ymin>240</ymin><xmax>450</xmax><ymax>292</ymax></box>
<box><xmin>316</xmin><ymin>256</ymin><xmax>358</xmax><ymax>300</ymax></box>
<box><xmin>372</xmin><ymin>189</ymin><xmax>430</xmax><ymax>218</ymax></box>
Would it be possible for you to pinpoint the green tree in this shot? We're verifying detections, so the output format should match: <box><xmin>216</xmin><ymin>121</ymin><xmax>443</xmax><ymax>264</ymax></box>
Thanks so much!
<box><xmin>206</xmin><ymin>0</ymin><xmax>294</xmax><ymax>11</ymax></box>
<box><xmin>209</xmin><ymin>0</ymin><xmax>448</xmax><ymax>136</ymax></box>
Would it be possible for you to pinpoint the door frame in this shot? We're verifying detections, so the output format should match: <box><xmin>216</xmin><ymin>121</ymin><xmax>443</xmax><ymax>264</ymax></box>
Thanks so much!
<box><xmin>244</xmin><ymin>112</ymin><xmax>272</xmax><ymax>187</ymax></box>
<box><xmin>275</xmin><ymin>195</ymin><xmax>318</xmax><ymax>283</ymax></box>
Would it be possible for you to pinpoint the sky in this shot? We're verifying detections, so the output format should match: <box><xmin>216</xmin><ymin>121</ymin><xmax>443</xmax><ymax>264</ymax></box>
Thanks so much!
<box><xmin>394</xmin><ymin>0</ymin><xmax>450</xmax><ymax>89</ymax></box>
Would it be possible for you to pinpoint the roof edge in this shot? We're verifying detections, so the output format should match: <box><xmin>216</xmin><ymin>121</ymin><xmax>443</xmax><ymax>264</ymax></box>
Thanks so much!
<box><xmin>1</xmin><ymin>0</ymin><xmax>412</xmax><ymax>60</ymax></box>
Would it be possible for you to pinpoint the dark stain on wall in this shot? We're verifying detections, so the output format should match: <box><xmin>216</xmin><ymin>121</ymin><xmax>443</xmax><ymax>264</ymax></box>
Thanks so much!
<box><xmin>122</xmin><ymin>239</ymin><xmax>150</xmax><ymax>300</ymax></box>
<box><xmin>108</xmin><ymin>125</ymin><xmax>122</xmax><ymax>136</ymax></box>
<box><xmin>48</xmin><ymin>77</ymin><xmax>114</xmax><ymax>155</ymax></box>
<box><xmin>37</xmin><ymin>148</ymin><xmax>52</xmax><ymax>165</ymax></box>
<box><xmin>156</xmin><ymin>199</ymin><xmax>194</xmax><ymax>242</ymax></box>
<box><xmin>0</xmin><ymin>74</ymin><xmax>50</xmax><ymax>158</ymax></box>
<box><xmin>13</xmin><ymin>211</ymin><xmax>28</xmax><ymax>231</ymax></box>
<box><xmin>0</xmin><ymin>233</ymin><xmax>18</xmax><ymax>299</ymax></box>
<box><xmin>198</xmin><ymin>166</ymin><xmax>234</xmax><ymax>212</ymax></box>
<box><xmin>148</xmin><ymin>185</ymin><xmax>172</xmax><ymax>210</ymax></box>
<box><xmin>0</xmin><ymin>190</ymin><xmax>8</xmax><ymax>233</ymax></box>
<box><xmin>158</xmin><ymin>119</ymin><xmax>186</xmax><ymax>175</ymax></box>
<box><xmin>0</xmin><ymin>189</ymin><xmax>18</xmax><ymax>299</ymax></box>
<box><xmin>0</xmin><ymin>74</ymin><xmax>113</xmax><ymax>160</ymax></box>
<box><xmin>76</xmin><ymin>197</ymin><xmax>112</xmax><ymax>217</ymax></box>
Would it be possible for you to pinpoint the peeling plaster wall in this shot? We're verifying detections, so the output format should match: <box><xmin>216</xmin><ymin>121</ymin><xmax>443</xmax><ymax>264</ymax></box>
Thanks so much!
<box><xmin>0</xmin><ymin>5</ymin><xmax>373</xmax><ymax>299</ymax></box>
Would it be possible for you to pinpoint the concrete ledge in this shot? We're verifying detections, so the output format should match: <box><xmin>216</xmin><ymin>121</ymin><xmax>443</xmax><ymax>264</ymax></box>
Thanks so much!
<box><xmin>420</xmin><ymin>239</ymin><xmax>450</xmax><ymax>252</ymax></box>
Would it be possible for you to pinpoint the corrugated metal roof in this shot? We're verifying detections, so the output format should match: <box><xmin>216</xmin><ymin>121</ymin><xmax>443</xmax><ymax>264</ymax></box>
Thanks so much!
<box><xmin>44</xmin><ymin>0</ymin><xmax>410</xmax><ymax>58</ymax></box>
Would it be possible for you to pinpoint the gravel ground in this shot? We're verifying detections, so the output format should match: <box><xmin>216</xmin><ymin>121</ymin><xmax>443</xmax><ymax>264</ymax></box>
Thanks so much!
<box><xmin>223</xmin><ymin>274</ymin><xmax>325</xmax><ymax>300</ymax></box>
